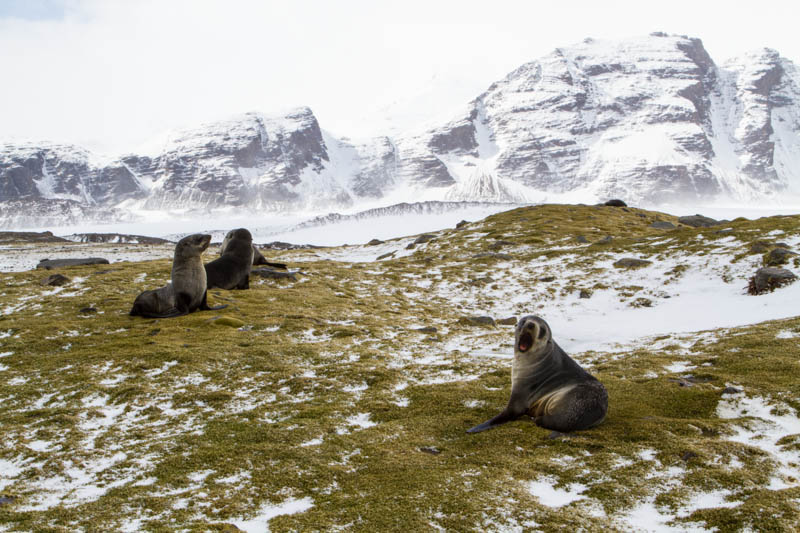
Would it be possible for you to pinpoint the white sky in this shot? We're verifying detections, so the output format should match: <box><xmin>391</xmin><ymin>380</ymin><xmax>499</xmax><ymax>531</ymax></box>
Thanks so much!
<box><xmin>1</xmin><ymin>0</ymin><xmax>799</xmax><ymax>155</ymax></box>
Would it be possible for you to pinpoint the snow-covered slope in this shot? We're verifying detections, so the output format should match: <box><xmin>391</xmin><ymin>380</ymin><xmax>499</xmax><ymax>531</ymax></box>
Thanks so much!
<box><xmin>1</xmin><ymin>33</ymin><xmax>799</xmax><ymax>228</ymax></box>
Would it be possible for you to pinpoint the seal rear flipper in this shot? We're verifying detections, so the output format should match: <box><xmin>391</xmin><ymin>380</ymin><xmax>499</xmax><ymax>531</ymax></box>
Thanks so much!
<box><xmin>263</xmin><ymin>261</ymin><xmax>287</xmax><ymax>270</ymax></box>
<box><xmin>198</xmin><ymin>290</ymin><xmax>228</xmax><ymax>311</ymax></box>
<box><xmin>134</xmin><ymin>307</ymin><xmax>188</xmax><ymax>319</ymax></box>
<box><xmin>466</xmin><ymin>407</ymin><xmax>523</xmax><ymax>434</ymax></box>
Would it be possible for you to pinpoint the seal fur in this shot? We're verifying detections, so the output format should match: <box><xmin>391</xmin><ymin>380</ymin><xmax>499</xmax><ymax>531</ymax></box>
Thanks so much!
<box><xmin>130</xmin><ymin>233</ymin><xmax>226</xmax><ymax>318</ymax></box>
<box><xmin>467</xmin><ymin>315</ymin><xmax>607</xmax><ymax>434</ymax></box>
<box><xmin>206</xmin><ymin>228</ymin><xmax>254</xmax><ymax>290</ymax></box>
<box><xmin>221</xmin><ymin>230</ymin><xmax>286</xmax><ymax>269</ymax></box>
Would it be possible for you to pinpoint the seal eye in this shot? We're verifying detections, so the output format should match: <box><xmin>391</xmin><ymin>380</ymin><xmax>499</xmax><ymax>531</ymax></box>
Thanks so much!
<box><xmin>518</xmin><ymin>332</ymin><xmax>533</xmax><ymax>352</ymax></box>
<box><xmin>538</xmin><ymin>327</ymin><xmax>547</xmax><ymax>340</ymax></box>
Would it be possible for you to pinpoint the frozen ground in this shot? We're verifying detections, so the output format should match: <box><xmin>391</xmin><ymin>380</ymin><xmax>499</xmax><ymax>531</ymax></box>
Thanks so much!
<box><xmin>1</xmin><ymin>204</ymin><xmax>798</xmax><ymax>531</ymax></box>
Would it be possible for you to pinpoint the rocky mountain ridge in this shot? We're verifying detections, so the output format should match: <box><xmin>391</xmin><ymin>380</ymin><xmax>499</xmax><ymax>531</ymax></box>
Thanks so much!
<box><xmin>1</xmin><ymin>33</ymin><xmax>799</xmax><ymax>227</ymax></box>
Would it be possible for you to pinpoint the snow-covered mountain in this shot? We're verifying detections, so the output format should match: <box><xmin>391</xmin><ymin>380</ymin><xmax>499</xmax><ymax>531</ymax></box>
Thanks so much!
<box><xmin>1</xmin><ymin>33</ymin><xmax>799</xmax><ymax>228</ymax></box>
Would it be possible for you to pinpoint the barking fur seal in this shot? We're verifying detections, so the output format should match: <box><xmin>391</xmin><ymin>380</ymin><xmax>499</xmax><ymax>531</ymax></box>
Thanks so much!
<box><xmin>467</xmin><ymin>315</ymin><xmax>608</xmax><ymax>434</ymax></box>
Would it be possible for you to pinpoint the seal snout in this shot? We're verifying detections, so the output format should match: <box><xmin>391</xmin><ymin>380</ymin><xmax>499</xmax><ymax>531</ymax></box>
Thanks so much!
<box><xmin>516</xmin><ymin>316</ymin><xmax>549</xmax><ymax>353</ymax></box>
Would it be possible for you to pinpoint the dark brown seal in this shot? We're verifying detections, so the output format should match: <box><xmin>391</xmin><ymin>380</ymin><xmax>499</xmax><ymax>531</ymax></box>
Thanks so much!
<box><xmin>467</xmin><ymin>315</ymin><xmax>607</xmax><ymax>434</ymax></box>
<box><xmin>221</xmin><ymin>230</ymin><xmax>286</xmax><ymax>269</ymax></box>
<box><xmin>206</xmin><ymin>228</ymin><xmax>254</xmax><ymax>290</ymax></box>
<box><xmin>130</xmin><ymin>234</ymin><xmax>226</xmax><ymax>318</ymax></box>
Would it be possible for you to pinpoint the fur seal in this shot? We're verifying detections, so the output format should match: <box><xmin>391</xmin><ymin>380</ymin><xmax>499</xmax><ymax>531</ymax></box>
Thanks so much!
<box><xmin>221</xmin><ymin>230</ymin><xmax>286</xmax><ymax>269</ymax></box>
<box><xmin>130</xmin><ymin>234</ymin><xmax>226</xmax><ymax>318</ymax></box>
<box><xmin>467</xmin><ymin>315</ymin><xmax>607</xmax><ymax>434</ymax></box>
<box><xmin>206</xmin><ymin>228</ymin><xmax>254</xmax><ymax>290</ymax></box>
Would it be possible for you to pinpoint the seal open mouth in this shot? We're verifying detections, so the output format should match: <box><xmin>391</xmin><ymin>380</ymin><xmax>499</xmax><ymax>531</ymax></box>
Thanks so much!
<box><xmin>518</xmin><ymin>331</ymin><xmax>533</xmax><ymax>352</ymax></box>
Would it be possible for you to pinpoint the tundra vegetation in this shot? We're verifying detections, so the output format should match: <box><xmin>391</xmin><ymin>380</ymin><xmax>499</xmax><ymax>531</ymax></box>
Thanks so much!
<box><xmin>1</xmin><ymin>205</ymin><xmax>799</xmax><ymax>532</ymax></box>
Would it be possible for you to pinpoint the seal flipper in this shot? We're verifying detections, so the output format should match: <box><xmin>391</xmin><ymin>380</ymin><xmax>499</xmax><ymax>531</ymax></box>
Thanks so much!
<box><xmin>466</xmin><ymin>406</ymin><xmax>524</xmax><ymax>433</ymax></box>
<box><xmin>262</xmin><ymin>261</ymin><xmax>287</xmax><ymax>270</ymax></box>
<box><xmin>199</xmin><ymin>290</ymin><xmax>227</xmax><ymax>311</ymax></box>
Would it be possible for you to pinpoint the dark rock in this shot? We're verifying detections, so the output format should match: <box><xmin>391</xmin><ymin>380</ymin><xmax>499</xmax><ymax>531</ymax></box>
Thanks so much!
<box><xmin>596</xmin><ymin>236</ymin><xmax>613</xmax><ymax>244</ymax></box>
<box><xmin>749</xmin><ymin>267</ymin><xmax>797</xmax><ymax>294</ymax></box>
<box><xmin>458</xmin><ymin>316</ymin><xmax>496</xmax><ymax>327</ymax></box>
<box><xmin>631</xmin><ymin>297</ymin><xmax>653</xmax><ymax>308</ymax></box>
<box><xmin>579</xmin><ymin>289</ymin><xmax>592</xmax><ymax>299</ymax></box>
<box><xmin>650</xmin><ymin>220</ymin><xmax>676</xmax><ymax>229</ymax></box>
<box><xmin>613</xmin><ymin>258</ymin><xmax>652</xmax><ymax>268</ymax></box>
<box><xmin>79</xmin><ymin>307</ymin><xmax>97</xmax><ymax>314</ymax></box>
<box><xmin>413</xmin><ymin>234</ymin><xmax>436</xmax><ymax>244</ymax></box>
<box><xmin>468</xmin><ymin>276</ymin><xmax>493</xmax><ymax>286</ymax></box>
<box><xmin>472</xmin><ymin>252</ymin><xmax>512</xmax><ymax>260</ymax></box>
<box><xmin>415</xmin><ymin>326</ymin><xmax>438</xmax><ymax>334</ymax></box>
<box><xmin>497</xmin><ymin>316</ymin><xmax>518</xmax><ymax>326</ymax></box>
<box><xmin>722</xmin><ymin>386</ymin><xmax>741</xmax><ymax>395</ymax></box>
<box><xmin>36</xmin><ymin>258</ymin><xmax>110</xmax><ymax>270</ymax></box>
<box><xmin>538</xmin><ymin>276</ymin><xmax>556</xmax><ymax>282</ymax></box>
<box><xmin>680</xmin><ymin>451</ymin><xmax>698</xmax><ymax>462</ymax></box>
<box><xmin>147</xmin><ymin>329</ymin><xmax>160</xmax><ymax>336</ymax></box>
<box><xmin>604</xmin><ymin>199</ymin><xmax>627</xmax><ymax>207</ymax></box>
<box><xmin>488</xmin><ymin>240</ymin><xmax>513</xmax><ymax>251</ymax></box>
<box><xmin>456</xmin><ymin>220</ymin><xmax>469</xmax><ymax>229</ymax></box>
<box><xmin>765</xmin><ymin>247</ymin><xmax>797</xmax><ymax>266</ymax></box>
<box><xmin>0</xmin><ymin>495</ymin><xmax>16</xmax><ymax>506</ymax></box>
<box><xmin>40</xmin><ymin>273</ymin><xmax>70</xmax><ymax>286</ymax></box>
<box><xmin>749</xmin><ymin>240</ymin><xmax>771</xmax><ymax>254</ymax></box>
<box><xmin>669</xmin><ymin>378</ymin><xmax>694</xmax><ymax>387</ymax></box>
<box><xmin>678</xmin><ymin>214</ymin><xmax>719</xmax><ymax>227</ymax></box>
<box><xmin>576</xmin><ymin>235</ymin><xmax>589</xmax><ymax>244</ymax></box>
<box><xmin>366</xmin><ymin>239</ymin><xmax>383</xmax><ymax>246</ymax></box>
<box><xmin>419</xmin><ymin>446</ymin><xmax>441</xmax><ymax>455</ymax></box>
<box><xmin>376</xmin><ymin>251</ymin><xmax>395</xmax><ymax>260</ymax></box>
<box><xmin>251</xmin><ymin>268</ymin><xmax>298</xmax><ymax>281</ymax></box>
<box><xmin>774</xmin><ymin>242</ymin><xmax>790</xmax><ymax>249</ymax></box>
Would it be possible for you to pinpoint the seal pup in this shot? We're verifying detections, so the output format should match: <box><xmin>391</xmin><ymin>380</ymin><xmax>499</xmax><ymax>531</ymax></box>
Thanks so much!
<box><xmin>221</xmin><ymin>230</ymin><xmax>286</xmax><ymax>269</ymax></box>
<box><xmin>130</xmin><ymin>233</ymin><xmax>226</xmax><ymax>318</ymax></box>
<box><xmin>467</xmin><ymin>315</ymin><xmax>607</xmax><ymax>434</ymax></box>
<box><xmin>206</xmin><ymin>228</ymin><xmax>254</xmax><ymax>290</ymax></box>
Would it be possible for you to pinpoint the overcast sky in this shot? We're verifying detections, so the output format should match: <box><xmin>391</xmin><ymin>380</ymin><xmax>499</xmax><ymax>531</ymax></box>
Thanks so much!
<box><xmin>1</xmin><ymin>0</ymin><xmax>798</xmax><ymax>154</ymax></box>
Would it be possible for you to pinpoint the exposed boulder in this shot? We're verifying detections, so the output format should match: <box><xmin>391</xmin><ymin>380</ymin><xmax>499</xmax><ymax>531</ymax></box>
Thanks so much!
<box><xmin>40</xmin><ymin>273</ymin><xmax>70</xmax><ymax>286</ymax></box>
<box><xmin>764</xmin><ymin>247</ymin><xmax>797</xmax><ymax>266</ymax></box>
<box><xmin>413</xmin><ymin>234</ymin><xmax>436</xmax><ymax>244</ymax></box>
<box><xmin>458</xmin><ymin>316</ymin><xmax>496</xmax><ymax>327</ymax></box>
<box><xmin>748</xmin><ymin>267</ymin><xmax>797</xmax><ymax>294</ymax></box>
<box><xmin>604</xmin><ymin>199</ymin><xmax>628</xmax><ymax>207</ymax></box>
<box><xmin>613</xmin><ymin>258</ymin><xmax>652</xmax><ymax>268</ymax></box>
<box><xmin>678</xmin><ymin>214</ymin><xmax>719</xmax><ymax>227</ymax></box>
<box><xmin>650</xmin><ymin>221</ymin><xmax>676</xmax><ymax>229</ymax></box>
<box><xmin>36</xmin><ymin>258</ymin><xmax>110</xmax><ymax>270</ymax></box>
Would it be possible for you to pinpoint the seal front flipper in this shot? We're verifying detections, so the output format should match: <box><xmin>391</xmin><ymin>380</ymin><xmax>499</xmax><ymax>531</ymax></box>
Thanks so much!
<box><xmin>467</xmin><ymin>406</ymin><xmax>524</xmax><ymax>433</ymax></box>
<box><xmin>199</xmin><ymin>290</ymin><xmax>227</xmax><ymax>311</ymax></box>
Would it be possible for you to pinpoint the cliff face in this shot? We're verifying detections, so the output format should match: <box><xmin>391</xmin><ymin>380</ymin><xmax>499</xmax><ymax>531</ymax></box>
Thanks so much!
<box><xmin>2</xmin><ymin>34</ymin><xmax>799</xmax><ymax>227</ymax></box>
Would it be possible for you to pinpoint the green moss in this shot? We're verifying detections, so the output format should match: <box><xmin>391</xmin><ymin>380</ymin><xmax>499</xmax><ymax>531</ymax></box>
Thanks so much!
<box><xmin>1</xmin><ymin>206</ymin><xmax>799</xmax><ymax>531</ymax></box>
